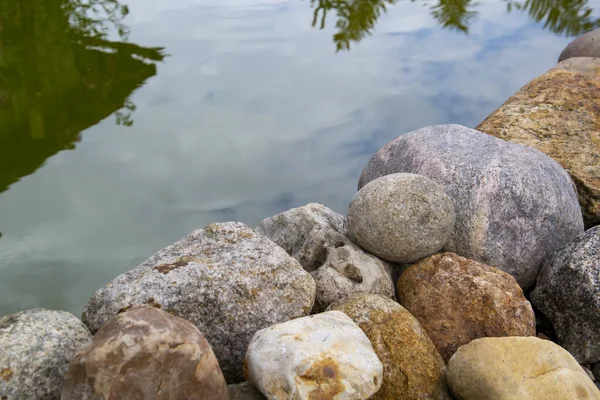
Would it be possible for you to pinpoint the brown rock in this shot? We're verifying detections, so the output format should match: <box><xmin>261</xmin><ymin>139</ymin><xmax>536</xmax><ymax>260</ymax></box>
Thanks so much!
<box><xmin>477</xmin><ymin>57</ymin><xmax>600</xmax><ymax>228</ymax></box>
<box><xmin>328</xmin><ymin>294</ymin><xmax>452</xmax><ymax>399</ymax></box>
<box><xmin>397</xmin><ymin>252</ymin><xmax>536</xmax><ymax>363</ymax></box>
<box><xmin>61</xmin><ymin>305</ymin><xmax>229</xmax><ymax>400</ymax></box>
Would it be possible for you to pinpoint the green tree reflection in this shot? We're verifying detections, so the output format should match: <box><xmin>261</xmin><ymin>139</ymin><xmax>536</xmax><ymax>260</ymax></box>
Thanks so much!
<box><xmin>309</xmin><ymin>0</ymin><xmax>600</xmax><ymax>51</ymax></box>
<box><xmin>0</xmin><ymin>0</ymin><xmax>166</xmax><ymax>194</ymax></box>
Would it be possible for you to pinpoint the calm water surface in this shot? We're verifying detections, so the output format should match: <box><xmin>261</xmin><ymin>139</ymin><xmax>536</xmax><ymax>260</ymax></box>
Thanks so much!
<box><xmin>1</xmin><ymin>0</ymin><xmax>599</xmax><ymax>317</ymax></box>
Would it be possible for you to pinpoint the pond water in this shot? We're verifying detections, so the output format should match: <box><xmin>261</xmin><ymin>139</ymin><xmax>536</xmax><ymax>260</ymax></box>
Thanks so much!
<box><xmin>1</xmin><ymin>0</ymin><xmax>599</xmax><ymax>317</ymax></box>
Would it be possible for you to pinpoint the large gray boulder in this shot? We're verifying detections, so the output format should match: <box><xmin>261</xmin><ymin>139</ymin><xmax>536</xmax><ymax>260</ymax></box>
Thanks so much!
<box><xmin>358</xmin><ymin>124</ymin><xmax>584</xmax><ymax>289</ymax></box>
<box><xmin>558</xmin><ymin>29</ymin><xmax>600</xmax><ymax>61</ymax></box>
<box><xmin>531</xmin><ymin>226</ymin><xmax>600</xmax><ymax>364</ymax></box>
<box><xmin>82</xmin><ymin>222</ymin><xmax>316</xmax><ymax>383</ymax></box>
<box><xmin>256</xmin><ymin>203</ymin><xmax>395</xmax><ymax>311</ymax></box>
<box><xmin>0</xmin><ymin>309</ymin><xmax>91</xmax><ymax>400</ymax></box>
<box><xmin>348</xmin><ymin>173</ymin><xmax>455</xmax><ymax>263</ymax></box>
<box><xmin>62</xmin><ymin>305</ymin><xmax>229</xmax><ymax>399</ymax></box>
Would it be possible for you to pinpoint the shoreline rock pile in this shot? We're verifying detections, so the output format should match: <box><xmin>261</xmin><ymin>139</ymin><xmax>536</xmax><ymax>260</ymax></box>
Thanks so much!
<box><xmin>1</xmin><ymin>29</ymin><xmax>600</xmax><ymax>400</ymax></box>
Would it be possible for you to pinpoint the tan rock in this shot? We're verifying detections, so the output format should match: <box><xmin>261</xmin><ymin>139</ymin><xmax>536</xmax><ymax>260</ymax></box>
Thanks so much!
<box><xmin>397</xmin><ymin>252</ymin><xmax>536</xmax><ymax>362</ymax></box>
<box><xmin>328</xmin><ymin>294</ymin><xmax>451</xmax><ymax>400</ymax></box>
<box><xmin>61</xmin><ymin>305</ymin><xmax>229</xmax><ymax>400</ymax></box>
<box><xmin>447</xmin><ymin>336</ymin><xmax>600</xmax><ymax>400</ymax></box>
<box><xmin>477</xmin><ymin>57</ymin><xmax>600</xmax><ymax>228</ymax></box>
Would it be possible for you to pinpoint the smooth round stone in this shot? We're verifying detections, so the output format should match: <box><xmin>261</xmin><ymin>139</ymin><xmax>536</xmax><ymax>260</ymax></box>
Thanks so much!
<box><xmin>348</xmin><ymin>173</ymin><xmax>455</xmax><ymax>264</ymax></box>
<box><xmin>447</xmin><ymin>337</ymin><xmax>600</xmax><ymax>400</ymax></box>
<box><xmin>558</xmin><ymin>29</ymin><xmax>600</xmax><ymax>61</ymax></box>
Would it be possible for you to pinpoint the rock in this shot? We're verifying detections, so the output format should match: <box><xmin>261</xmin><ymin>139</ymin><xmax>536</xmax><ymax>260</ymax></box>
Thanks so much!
<box><xmin>0</xmin><ymin>309</ymin><xmax>91</xmax><ymax>400</ymax></box>
<box><xmin>348</xmin><ymin>173</ymin><xmax>455</xmax><ymax>264</ymax></box>
<box><xmin>244</xmin><ymin>310</ymin><xmax>383</xmax><ymax>399</ymax></box>
<box><xmin>359</xmin><ymin>124</ymin><xmax>584</xmax><ymax>289</ymax></box>
<box><xmin>584</xmin><ymin>366</ymin><xmax>597</xmax><ymax>382</ymax></box>
<box><xmin>256</xmin><ymin>203</ymin><xmax>395</xmax><ymax>311</ymax></box>
<box><xmin>397</xmin><ymin>252</ymin><xmax>536</xmax><ymax>363</ymax></box>
<box><xmin>328</xmin><ymin>294</ymin><xmax>451</xmax><ymax>400</ymax></box>
<box><xmin>62</xmin><ymin>305</ymin><xmax>229</xmax><ymax>399</ymax></box>
<box><xmin>82</xmin><ymin>222</ymin><xmax>316</xmax><ymax>382</ymax></box>
<box><xmin>530</xmin><ymin>226</ymin><xmax>600</xmax><ymax>364</ymax></box>
<box><xmin>593</xmin><ymin>362</ymin><xmax>600</xmax><ymax>381</ymax></box>
<box><xmin>228</xmin><ymin>382</ymin><xmax>266</xmax><ymax>400</ymax></box>
<box><xmin>446</xmin><ymin>337</ymin><xmax>600</xmax><ymax>400</ymax></box>
<box><xmin>477</xmin><ymin>57</ymin><xmax>600</xmax><ymax>228</ymax></box>
<box><xmin>558</xmin><ymin>29</ymin><xmax>600</xmax><ymax>61</ymax></box>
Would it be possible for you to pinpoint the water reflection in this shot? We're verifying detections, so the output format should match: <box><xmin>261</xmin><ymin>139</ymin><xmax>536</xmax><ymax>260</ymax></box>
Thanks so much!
<box><xmin>0</xmin><ymin>0</ymin><xmax>165</xmax><ymax>194</ymax></box>
<box><xmin>310</xmin><ymin>0</ymin><xmax>600</xmax><ymax>50</ymax></box>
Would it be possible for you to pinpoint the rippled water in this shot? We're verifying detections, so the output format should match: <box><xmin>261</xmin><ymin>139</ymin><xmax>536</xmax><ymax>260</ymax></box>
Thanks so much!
<box><xmin>0</xmin><ymin>0</ymin><xmax>599</xmax><ymax>317</ymax></box>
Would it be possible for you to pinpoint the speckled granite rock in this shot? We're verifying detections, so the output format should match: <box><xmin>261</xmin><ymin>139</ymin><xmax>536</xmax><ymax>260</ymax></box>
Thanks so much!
<box><xmin>228</xmin><ymin>382</ymin><xmax>265</xmax><ymax>400</ymax></box>
<box><xmin>531</xmin><ymin>226</ymin><xmax>600</xmax><ymax>364</ymax></box>
<box><xmin>0</xmin><ymin>309</ymin><xmax>91</xmax><ymax>400</ymax></box>
<box><xmin>328</xmin><ymin>294</ymin><xmax>451</xmax><ymax>400</ymax></box>
<box><xmin>359</xmin><ymin>124</ymin><xmax>584</xmax><ymax>289</ymax></box>
<box><xmin>256</xmin><ymin>203</ymin><xmax>395</xmax><ymax>312</ymax></box>
<box><xmin>477</xmin><ymin>57</ymin><xmax>600</xmax><ymax>228</ymax></box>
<box><xmin>559</xmin><ymin>29</ymin><xmax>600</xmax><ymax>61</ymax></box>
<box><xmin>397</xmin><ymin>253</ymin><xmax>536</xmax><ymax>362</ymax></box>
<box><xmin>62</xmin><ymin>305</ymin><xmax>229</xmax><ymax>399</ymax></box>
<box><xmin>447</xmin><ymin>337</ymin><xmax>600</xmax><ymax>400</ymax></box>
<box><xmin>244</xmin><ymin>311</ymin><xmax>383</xmax><ymax>399</ymax></box>
<box><xmin>348</xmin><ymin>173</ymin><xmax>455</xmax><ymax>264</ymax></box>
<box><xmin>82</xmin><ymin>222</ymin><xmax>316</xmax><ymax>382</ymax></box>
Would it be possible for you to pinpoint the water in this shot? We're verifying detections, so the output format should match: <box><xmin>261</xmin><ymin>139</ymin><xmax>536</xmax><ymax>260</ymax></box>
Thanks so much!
<box><xmin>0</xmin><ymin>0</ymin><xmax>599</xmax><ymax>318</ymax></box>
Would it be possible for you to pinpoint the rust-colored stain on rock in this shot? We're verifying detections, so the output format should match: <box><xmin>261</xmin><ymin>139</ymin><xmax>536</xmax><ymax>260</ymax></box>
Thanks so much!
<box><xmin>153</xmin><ymin>256</ymin><xmax>197</xmax><ymax>274</ymax></box>
<box><xmin>1</xmin><ymin>368</ymin><xmax>13</xmax><ymax>381</ymax></box>
<box><xmin>299</xmin><ymin>357</ymin><xmax>345</xmax><ymax>400</ymax></box>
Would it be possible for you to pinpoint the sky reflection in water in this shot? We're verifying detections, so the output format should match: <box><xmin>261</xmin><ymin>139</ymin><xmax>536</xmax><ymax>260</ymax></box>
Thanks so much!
<box><xmin>0</xmin><ymin>0</ymin><xmax>598</xmax><ymax>316</ymax></box>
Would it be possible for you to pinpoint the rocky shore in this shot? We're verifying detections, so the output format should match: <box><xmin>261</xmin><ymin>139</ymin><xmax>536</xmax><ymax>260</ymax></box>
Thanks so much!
<box><xmin>1</xmin><ymin>29</ymin><xmax>600</xmax><ymax>400</ymax></box>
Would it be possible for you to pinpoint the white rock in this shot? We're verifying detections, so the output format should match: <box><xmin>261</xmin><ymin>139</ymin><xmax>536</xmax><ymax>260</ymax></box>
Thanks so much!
<box><xmin>257</xmin><ymin>203</ymin><xmax>395</xmax><ymax>311</ymax></box>
<box><xmin>244</xmin><ymin>310</ymin><xmax>383</xmax><ymax>400</ymax></box>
